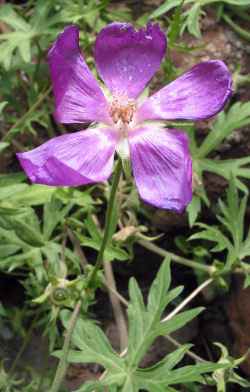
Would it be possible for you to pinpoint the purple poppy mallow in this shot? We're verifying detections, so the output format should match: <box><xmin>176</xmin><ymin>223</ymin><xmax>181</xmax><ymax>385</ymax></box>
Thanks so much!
<box><xmin>17</xmin><ymin>23</ymin><xmax>232</xmax><ymax>212</ymax></box>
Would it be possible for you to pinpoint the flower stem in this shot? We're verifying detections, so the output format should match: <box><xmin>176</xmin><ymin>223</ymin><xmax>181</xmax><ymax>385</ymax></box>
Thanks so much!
<box><xmin>88</xmin><ymin>158</ymin><xmax>123</xmax><ymax>286</ymax></box>
<box><xmin>222</xmin><ymin>13</ymin><xmax>250</xmax><ymax>41</ymax></box>
<box><xmin>49</xmin><ymin>299</ymin><xmax>82</xmax><ymax>392</ymax></box>
<box><xmin>137</xmin><ymin>238</ymin><xmax>216</xmax><ymax>275</ymax></box>
<box><xmin>49</xmin><ymin>159</ymin><xmax>123</xmax><ymax>392</ymax></box>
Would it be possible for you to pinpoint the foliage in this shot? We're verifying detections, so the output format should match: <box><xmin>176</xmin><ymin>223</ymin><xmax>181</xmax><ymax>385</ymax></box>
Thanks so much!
<box><xmin>0</xmin><ymin>0</ymin><xmax>250</xmax><ymax>391</ymax></box>
<box><xmin>190</xmin><ymin>179</ymin><xmax>250</xmax><ymax>284</ymax></box>
<box><xmin>56</xmin><ymin>261</ymin><xmax>223</xmax><ymax>392</ymax></box>
<box><xmin>150</xmin><ymin>0</ymin><xmax>250</xmax><ymax>38</ymax></box>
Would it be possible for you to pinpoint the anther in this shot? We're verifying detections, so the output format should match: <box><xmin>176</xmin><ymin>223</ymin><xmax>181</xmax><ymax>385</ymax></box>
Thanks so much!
<box><xmin>110</xmin><ymin>99</ymin><xmax>136</xmax><ymax>124</ymax></box>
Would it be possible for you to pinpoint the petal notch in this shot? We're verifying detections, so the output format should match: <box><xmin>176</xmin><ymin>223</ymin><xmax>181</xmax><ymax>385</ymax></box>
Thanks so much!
<box><xmin>94</xmin><ymin>23</ymin><xmax>166</xmax><ymax>99</ymax></box>
<box><xmin>48</xmin><ymin>25</ymin><xmax>111</xmax><ymax>125</ymax></box>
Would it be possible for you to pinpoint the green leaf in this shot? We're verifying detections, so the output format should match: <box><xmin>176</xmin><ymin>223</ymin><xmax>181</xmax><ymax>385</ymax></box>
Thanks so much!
<box><xmin>197</xmin><ymin>102</ymin><xmax>250</xmax><ymax>159</ymax></box>
<box><xmin>80</xmin><ymin>236</ymin><xmax>129</xmax><ymax>262</ymax></box>
<box><xmin>85</xmin><ymin>214</ymin><xmax>102</xmax><ymax>242</ymax></box>
<box><xmin>0</xmin><ymin>1</ymin><xmax>60</xmax><ymax>69</ymax></box>
<box><xmin>190</xmin><ymin>223</ymin><xmax>232</xmax><ymax>252</ymax></box>
<box><xmin>156</xmin><ymin>307</ymin><xmax>203</xmax><ymax>337</ymax></box>
<box><xmin>140</xmin><ymin>345</ymin><xmax>192</xmax><ymax>377</ymax></box>
<box><xmin>136</xmin><ymin>361</ymin><xmax>222</xmax><ymax>390</ymax></box>
<box><xmin>0</xmin><ymin>101</ymin><xmax>8</xmax><ymax>114</ymax></box>
<box><xmin>243</xmin><ymin>273</ymin><xmax>250</xmax><ymax>288</ymax></box>
<box><xmin>8</xmin><ymin>184</ymin><xmax>56</xmax><ymax>206</ymax></box>
<box><xmin>149</xmin><ymin>0</ymin><xmax>182</xmax><ymax>19</ymax></box>
<box><xmin>222</xmin><ymin>0</ymin><xmax>250</xmax><ymax>4</ymax></box>
<box><xmin>43</xmin><ymin>197</ymin><xmax>72</xmax><ymax>240</ymax></box>
<box><xmin>0</xmin><ymin>173</ymin><xmax>25</xmax><ymax>186</ymax></box>
<box><xmin>0</xmin><ymin>142</ymin><xmax>9</xmax><ymax>152</ymax></box>
<box><xmin>10</xmin><ymin>217</ymin><xmax>45</xmax><ymax>247</ymax></box>
<box><xmin>198</xmin><ymin>157</ymin><xmax>250</xmax><ymax>194</ymax></box>
<box><xmin>186</xmin><ymin>3</ymin><xmax>201</xmax><ymax>38</ymax></box>
<box><xmin>147</xmin><ymin>258</ymin><xmax>171</xmax><ymax>313</ymax></box>
<box><xmin>0</xmin><ymin>184</ymin><xmax>28</xmax><ymax>201</ymax></box>
<box><xmin>187</xmin><ymin>195</ymin><xmax>201</xmax><ymax>227</ymax></box>
<box><xmin>0</xmin><ymin>4</ymin><xmax>30</xmax><ymax>31</ymax></box>
<box><xmin>60</xmin><ymin>262</ymin><xmax>209</xmax><ymax>392</ymax></box>
<box><xmin>75</xmin><ymin>381</ymin><xmax>105</xmax><ymax>392</ymax></box>
<box><xmin>0</xmin><ymin>244</ymin><xmax>20</xmax><ymax>258</ymax></box>
<box><xmin>190</xmin><ymin>179</ymin><xmax>250</xmax><ymax>270</ymax></box>
<box><xmin>126</xmin><ymin>261</ymin><xmax>195</xmax><ymax>368</ymax></box>
<box><xmin>59</xmin><ymin>312</ymin><xmax>125</xmax><ymax>374</ymax></box>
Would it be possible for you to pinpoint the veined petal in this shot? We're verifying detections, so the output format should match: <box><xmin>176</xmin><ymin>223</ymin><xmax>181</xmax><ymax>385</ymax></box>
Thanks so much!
<box><xmin>17</xmin><ymin>128</ymin><xmax>118</xmax><ymax>186</ymax></box>
<box><xmin>94</xmin><ymin>23</ymin><xmax>166</xmax><ymax>99</ymax></box>
<box><xmin>137</xmin><ymin>60</ymin><xmax>232</xmax><ymax>122</ymax></box>
<box><xmin>48</xmin><ymin>25</ymin><xmax>111</xmax><ymax>125</ymax></box>
<box><xmin>129</xmin><ymin>127</ymin><xmax>192</xmax><ymax>212</ymax></box>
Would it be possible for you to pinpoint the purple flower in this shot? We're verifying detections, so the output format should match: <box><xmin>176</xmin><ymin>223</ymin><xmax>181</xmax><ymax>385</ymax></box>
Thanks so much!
<box><xmin>17</xmin><ymin>23</ymin><xmax>232</xmax><ymax>212</ymax></box>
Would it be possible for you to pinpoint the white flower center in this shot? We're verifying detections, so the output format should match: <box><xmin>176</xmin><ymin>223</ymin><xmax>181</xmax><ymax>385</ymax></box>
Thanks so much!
<box><xmin>109</xmin><ymin>97</ymin><xmax>136</xmax><ymax>160</ymax></box>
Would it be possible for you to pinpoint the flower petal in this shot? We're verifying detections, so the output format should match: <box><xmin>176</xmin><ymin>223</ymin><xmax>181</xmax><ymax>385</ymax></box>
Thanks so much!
<box><xmin>48</xmin><ymin>25</ymin><xmax>111</xmax><ymax>125</ymax></box>
<box><xmin>137</xmin><ymin>60</ymin><xmax>232</xmax><ymax>122</ymax></box>
<box><xmin>129</xmin><ymin>127</ymin><xmax>192</xmax><ymax>212</ymax></box>
<box><xmin>94</xmin><ymin>23</ymin><xmax>166</xmax><ymax>99</ymax></box>
<box><xmin>17</xmin><ymin>128</ymin><xmax>118</xmax><ymax>186</ymax></box>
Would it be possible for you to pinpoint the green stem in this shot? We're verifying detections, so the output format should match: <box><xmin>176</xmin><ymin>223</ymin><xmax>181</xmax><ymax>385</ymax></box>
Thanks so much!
<box><xmin>137</xmin><ymin>238</ymin><xmax>216</xmax><ymax>275</ymax></box>
<box><xmin>222</xmin><ymin>13</ymin><xmax>250</xmax><ymax>41</ymax></box>
<box><xmin>9</xmin><ymin>310</ymin><xmax>40</xmax><ymax>377</ymax></box>
<box><xmin>49</xmin><ymin>299</ymin><xmax>82</xmax><ymax>392</ymax></box>
<box><xmin>2</xmin><ymin>86</ymin><xmax>51</xmax><ymax>143</ymax></box>
<box><xmin>88</xmin><ymin>158</ymin><xmax>123</xmax><ymax>286</ymax></box>
<box><xmin>50</xmin><ymin>159</ymin><xmax>123</xmax><ymax>392</ymax></box>
<box><xmin>33</xmin><ymin>40</ymin><xmax>43</xmax><ymax>83</ymax></box>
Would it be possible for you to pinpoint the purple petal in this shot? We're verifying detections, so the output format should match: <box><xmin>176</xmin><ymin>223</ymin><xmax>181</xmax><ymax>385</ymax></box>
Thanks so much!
<box><xmin>94</xmin><ymin>23</ymin><xmax>166</xmax><ymax>99</ymax></box>
<box><xmin>48</xmin><ymin>25</ymin><xmax>111</xmax><ymax>125</ymax></box>
<box><xmin>137</xmin><ymin>60</ymin><xmax>232</xmax><ymax>122</ymax></box>
<box><xmin>129</xmin><ymin>127</ymin><xmax>192</xmax><ymax>212</ymax></box>
<box><xmin>17</xmin><ymin>128</ymin><xmax>118</xmax><ymax>186</ymax></box>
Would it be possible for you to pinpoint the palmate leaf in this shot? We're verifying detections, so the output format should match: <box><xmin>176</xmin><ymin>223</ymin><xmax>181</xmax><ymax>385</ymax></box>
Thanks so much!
<box><xmin>149</xmin><ymin>0</ymin><xmax>250</xmax><ymax>37</ymax></box>
<box><xmin>182</xmin><ymin>3</ymin><xmax>202</xmax><ymax>38</ymax></box>
<box><xmin>0</xmin><ymin>1</ymin><xmax>61</xmax><ymax>69</ymax></box>
<box><xmin>77</xmin><ymin>214</ymin><xmax>130</xmax><ymax>262</ymax></box>
<box><xmin>190</xmin><ymin>179</ymin><xmax>250</xmax><ymax>270</ymax></box>
<box><xmin>0</xmin><ymin>5</ymin><xmax>33</xmax><ymax>69</ymax></box>
<box><xmin>57</xmin><ymin>312</ymin><xmax>126</xmax><ymax>391</ymax></box>
<box><xmin>196</xmin><ymin>102</ymin><xmax>250</xmax><ymax>159</ymax></box>
<box><xmin>197</xmin><ymin>157</ymin><xmax>250</xmax><ymax>194</ymax></box>
<box><xmin>189</xmin><ymin>101</ymin><xmax>250</xmax><ymax>220</ymax></box>
<box><xmin>63</xmin><ymin>260</ymin><xmax>219</xmax><ymax>392</ymax></box>
<box><xmin>43</xmin><ymin>197</ymin><xmax>72</xmax><ymax>240</ymax></box>
<box><xmin>136</xmin><ymin>362</ymin><xmax>223</xmax><ymax>391</ymax></box>
<box><xmin>189</xmin><ymin>223</ymin><xmax>233</xmax><ymax>253</ymax></box>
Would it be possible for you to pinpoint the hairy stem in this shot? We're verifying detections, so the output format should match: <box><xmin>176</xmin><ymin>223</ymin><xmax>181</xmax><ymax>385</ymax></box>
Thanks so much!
<box><xmin>137</xmin><ymin>238</ymin><xmax>216</xmax><ymax>275</ymax></box>
<box><xmin>104</xmin><ymin>261</ymin><xmax>128</xmax><ymax>351</ymax></box>
<box><xmin>222</xmin><ymin>13</ymin><xmax>250</xmax><ymax>41</ymax></box>
<box><xmin>49</xmin><ymin>299</ymin><xmax>82</xmax><ymax>392</ymax></box>
<box><xmin>9</xmin><ymin>310</ymin><xmax>40</xmax><ymax>377</ymax></box>
<box><xmin>50</xmin><ymin>159</ymin><xmax>123</xmax><ymax>392</ymax></box>
<box><xmin>88</xmin><ymin>158</ymin><xmax>123</xmax><ymax>286</ymax></box>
